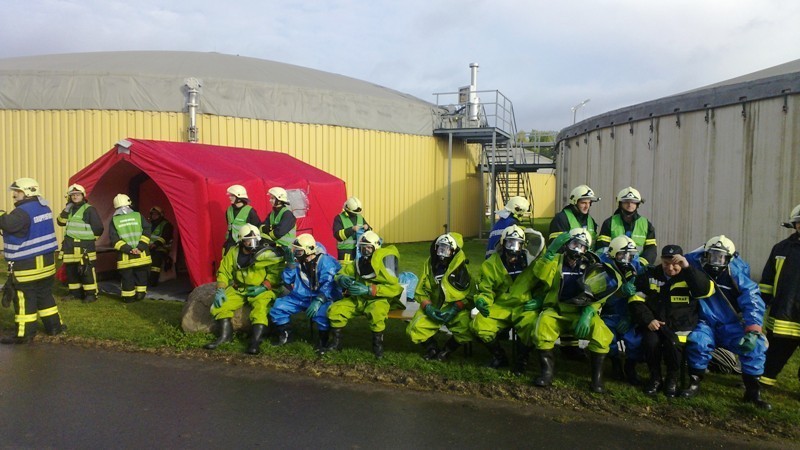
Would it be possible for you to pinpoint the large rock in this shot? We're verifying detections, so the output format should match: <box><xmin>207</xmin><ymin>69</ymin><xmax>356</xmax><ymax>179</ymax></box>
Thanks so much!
<box><xmin>181</xmin><ymin>283</ymin><xmax>252</xmax><ymax>333</ymax></box>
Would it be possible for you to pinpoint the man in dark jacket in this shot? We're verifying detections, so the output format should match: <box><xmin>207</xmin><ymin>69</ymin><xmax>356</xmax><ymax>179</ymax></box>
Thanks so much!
<box><xmin>630</xmin><ymin>245</ymin><xmax>714</xmax><ymax>397</ymax></box>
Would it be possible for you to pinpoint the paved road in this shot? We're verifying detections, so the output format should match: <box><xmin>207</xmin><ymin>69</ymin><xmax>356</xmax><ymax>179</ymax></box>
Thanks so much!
<box><xmin>0</xmin><ymin>344</ymin><xmax>783</xmax><ymax>449</ymax></box>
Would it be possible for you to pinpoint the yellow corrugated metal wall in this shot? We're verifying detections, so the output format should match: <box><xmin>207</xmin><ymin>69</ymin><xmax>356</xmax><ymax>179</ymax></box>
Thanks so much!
<box><xmin>530</xmin><ymin>173</ymin><xmax>556</xmax><ymax>218</ymax></box>
<box><xmin>0</xmin><ymin>110</ymin><xmax>479</xmax><ymax>244</ymax></box>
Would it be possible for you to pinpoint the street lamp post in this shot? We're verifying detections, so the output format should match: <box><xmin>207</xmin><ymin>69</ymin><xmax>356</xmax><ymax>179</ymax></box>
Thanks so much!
<box><xmin>571</xmin><ymin>98</ymin><xmax>591</xmax><ymax>124</ymax></box>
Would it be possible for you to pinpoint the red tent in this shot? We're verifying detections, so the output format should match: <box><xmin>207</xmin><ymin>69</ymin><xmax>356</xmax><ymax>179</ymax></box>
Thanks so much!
<box><xmin>69</xmin><ymin>138</ymin><xmax>347</xmax><ymax>287</ymax></box>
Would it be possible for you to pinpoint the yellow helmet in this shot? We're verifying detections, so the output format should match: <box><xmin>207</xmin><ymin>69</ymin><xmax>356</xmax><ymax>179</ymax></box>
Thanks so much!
<box><xmin>616</xmin><ymin>187</ymin><xmax>644</xmax><ymax>204</ymax></box>
<box><xmin>268</xmin><ymin>187</ymin><xmax>288</xmax><ymax>204</ymax></box>
<box><xmin>608</xmin><ymin>235</ymin><xmax>637</xmax><ymax>265</ymax></box>
<box><xmin>238</xmin><ymin>224</ymin><xmax>261</xmax><ymax>249</ymax></box>
<box><xmin>292</xmin><ymin>233</ymin><xmax>317</xmax><ymax>260</ymax></box>
<box><xmin>704</xmin><ymin>235</ymin><xmax>735</xmax><ymax>256</ymax></box>
<box><xmin>505</xmin><ymin>196</ymin><xmax>530</xmax><ymax>219</ymax></box>
<box><xmin>226</xmin><ymin>184</ymin><xmax>248</xmax><ymax>200</ymax></box>
<box><xmin>783</xmin><ymin>204</ymin><xmax>800</xmax><ymax>228</ymax></box>
<box><xmin>113</xmin><ymin>193</ymin><xmax>132</xmax><ymax>209</ymax></box>
<box><xmin>66</xmin><ymin>183</ymin><xmax>86</xmax><ymax>197</ymax></box>
<box><xmin>9</xmin><ymin>178</ymin><xmax>40</xmax><ymax>197</ymax></box>
<box><xmin>569</xmin><ymin>185</ymin><xmax>600</xmax><ymax>206</ymax></box>
<box><xmin>344</xmin><ymin>196</ymin><xmax>363</xmax><ymax>214</ymax></box>
<box><xmin>358</xmin><ymin>230</ymin><xmax>382</xmax><ymax>257</ymax></box>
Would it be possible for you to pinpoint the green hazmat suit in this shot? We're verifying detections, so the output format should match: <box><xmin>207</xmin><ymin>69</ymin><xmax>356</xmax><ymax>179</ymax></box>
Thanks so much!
<box><xmin>532</xmin><ymin>253</ymin><xmax>618</xmax><ymax>353</ymax></box>
<box><xmin>212</xmin><ymin>245</ymin><xmax>284</xmax><ymax>325</ymax></box>
<box><xmin>328</xmin><ymin>245</ymin><xmax>403</xmax><ymax>332</ymax></box>
<box><xmin>406</xmin><ymin>233</ymin><xmax>474</xmax><ymax>345</ymax></box>
<box><xmin>470</xmin><ymin>251</ymin><xmax>543</xmax><ymax>347</ymax></box>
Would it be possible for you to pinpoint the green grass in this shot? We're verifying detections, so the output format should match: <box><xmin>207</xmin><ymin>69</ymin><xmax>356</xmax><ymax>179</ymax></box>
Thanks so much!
<box><xmin>1</xmin><ymin>235</ymin><xmax>799</xmax><ymax>441</ymax></box>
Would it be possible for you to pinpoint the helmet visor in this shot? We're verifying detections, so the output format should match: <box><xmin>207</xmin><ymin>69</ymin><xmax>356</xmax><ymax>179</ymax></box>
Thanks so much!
<box><xmin>705</xmin><ymin>249</ymin><xmax>728</xmax><ymax>268</ymax></box>
<box><xmin>242</xmin><ymin>235</ymin><xmax>259</xmax><ymax>250</ymax></box>
<box><xmin>567</xmin><ymin>239</ymin><xmax>588</xmax><ymax>255</ymax></box>
<box><xmin>436</xmin><ymin>242</ymin><xmax>454</xmax><ymax>258</ymax></box>
<box><xmin>359</xmin><ymin>243</ymin><xmax>374</xmax><ymax>257</ymax></box>
<box><xmin>614</xmin><ymin>251</ymin><xmax>633</xmax><ymax>265</ymax></box>
<box><xmin>504</xmin><ymin>237</ymin><xmax>524</xmax><ymax>253</ymax></box>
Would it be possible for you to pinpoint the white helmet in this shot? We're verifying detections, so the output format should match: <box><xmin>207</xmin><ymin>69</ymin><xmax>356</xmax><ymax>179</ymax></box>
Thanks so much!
<box><xmin>505</xmin><ymin>196</ymin><xmax>530</xmax><ymax>219</ymax></box>
<box><xmin>268</xmin><ymin>187</ymin><xmax>288</xmax><ymax>205</ymax></box>
<box><xmin>292</xmin><ymin>233</ymin><xmax>317</xmax><ymax>261</ymax></box>
<box><xmin>434</xmin><ymin>233</ymin><xmax>458</xmax><ymax>259</ymax></box>
<box><xmin>569</xmin><ymin>185</ymin><xmax>600</xmax><ymax>206</ymax></box>
<box><xmin>66</xmin><ymin>183</ymin><xmax>86</xmax><ymax>197</ymax></box>
<box><xmin>608</xmin><ymin>235</ymin><xmax>637</xmax><ymax>265</ymax></box>
<box><xmin>616</xmin><ymin>187</ymin><xmax>644</xmax><ymax>204</ymax></box>
<box><xmin>113</xmin><ymin>194</ymin><xmax>132</xmax><ymax>209</ymax></box>
<box><xmin>783</xmin><ymin>204</ymin><xmax>800</xmax><ymax>228</ymax></box>
<box><xmin>565</xmin><ymin>228</ymin><xmax>592</xmax><ymax>259</ymax></box>
<box><xmin>227</xmin><ymin>185</ymin><xmax>248</xmax><ymax>201</ymax></box>
<box><xmin>344</xmin><ymin>196</ymin><xmax>363</xmax><ymax>214</ymax></box>
<box><xmin>358</xmin><ymin>230</ymin><xmax>382</xmax><ymax>257</ymax></box>
<box><xmin>703</xmin><ymin>235</ymin><xmax>735</xmax><ymax>274</ymax></box>
<box><xmin>9</xmin><ymin>178</ymin><xmax>40</xmax><ymax>197</ymax></box>
<box><xmin>239</xmin><ymin>223</ymin><xmax>261</xmax><ymax>249</ymax></box>
<box><xmin>500</xmin><ymin>225</ymin><xmax>527</xmax><ymax>254</ymax></box>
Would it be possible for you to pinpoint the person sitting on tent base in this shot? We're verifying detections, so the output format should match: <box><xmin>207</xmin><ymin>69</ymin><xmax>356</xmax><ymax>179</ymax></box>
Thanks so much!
<box><xmin>204</xmin><ymin>224</ymin><xmax>283</xmax><ymax>355</ymax></box>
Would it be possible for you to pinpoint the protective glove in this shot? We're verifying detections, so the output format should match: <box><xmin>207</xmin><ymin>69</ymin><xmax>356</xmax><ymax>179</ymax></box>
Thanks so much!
<box><xmin>523</xmin><ymin>297</ymin><xmax>543</xmax><ymax>312</ymax></box>
<box><xmin>738</xmin><ymin>331</ymin><xmax>760</xmax><ymax>353</ymax></box>
<box><xmin>348</xmin><ymin>281</ymin><xmax>370</xmax><ymax>297</ymax></box>
<box><xmin>437</xmin><ymin>305</ymin><xmax>459</xmax><ymax>323</ymax></box>
<box><xmin>63</xmin><ymin>202</ymin><xmax>73</xmax><ymax>213</ymax></box>
<box><xmin>423</xmin><ymin>303</ymin><xmax>442</xmax><ymax>322</ymax></box>
<box><xmin>617</xmin><ymin>317</ymin><xmax>632</xmax><ymax>335</ymax></box>
<box><xmin>574</xmin><ymin>307</ymin><xmax>596</xmax><ymax>339</ymax></box>
<box><xmin>474</xmin><ymin>297</ymin><xmax>491</xmax><ymax>318</ymax></box>
<box><xmin>213</xmin><ymin>288</ymin><xmax>226</xmax><ymax>308</ymax></box>
<box><xmin>544</xmin><ymin>232</ymin><xmax>572</xmax><ymax>261</ymax></box>
<box><xmin>306</xmin><ymin>296</ymin><xmax>325</xmax><ymax>318</ymax></box>
<box><xmin>620</xmin><ymin>280</ymin><xmax>637</xmax><ymax>297</ymax></box>
<box><xmin>245</xmin><ymin>284</ymin><xmax>268</xmax><ymax>297</ymax></box>
<box><xmin>337</xmin><ymin>275</ymin><xmax>355</xmax><ymax>290</ymax></box>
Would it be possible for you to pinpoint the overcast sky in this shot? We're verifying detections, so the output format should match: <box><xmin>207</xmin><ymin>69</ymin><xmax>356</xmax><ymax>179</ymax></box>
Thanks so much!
<box><xmin>1</xmin><ymin>0</ymin><xmax>798</xmax><ymax>131</ymax></box>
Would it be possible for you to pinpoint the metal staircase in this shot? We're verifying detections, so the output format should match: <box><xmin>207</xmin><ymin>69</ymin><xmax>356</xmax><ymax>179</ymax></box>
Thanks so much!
<box><xmin>432</xmin><ymin>79</ymin><xmax>556</xmax><ymax>234</ymax></box>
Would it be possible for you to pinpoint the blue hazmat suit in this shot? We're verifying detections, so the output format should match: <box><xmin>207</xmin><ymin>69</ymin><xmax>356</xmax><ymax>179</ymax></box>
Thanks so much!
<box><xmin>684</xmin><ymin>249</ymin><xmax>767</xmax><ymax>376</ymax></box>
<box><xmin>599</xmin><ymin>252</ymin><xmax>645</xmax><ymax>361</ymax></box>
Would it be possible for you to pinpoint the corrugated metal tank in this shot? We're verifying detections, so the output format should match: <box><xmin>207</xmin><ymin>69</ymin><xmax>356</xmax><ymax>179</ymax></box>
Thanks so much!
<box><xmin>0</xmin><ymin>110</ymin><xmax>477</xmax><ymax>244</ymax></box>
<box><xmin>554</xmin><ymin>62</ymin><xmax>800</xmax><ymax>279</ymax></box>
<box><xmin>0</xmin><ymin>52</ymin><xmax>481</xmax><ymax>245</ymax></box>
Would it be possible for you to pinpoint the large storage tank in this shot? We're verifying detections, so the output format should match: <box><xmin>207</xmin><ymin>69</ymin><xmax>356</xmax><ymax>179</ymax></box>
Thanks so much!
<box><xmin>0</xmin><ymin>51</ymin><xmax>480</xmax><ymax>244</ymax></box>
<box><xmin>554</xmin><ymin>59</ymin><xmax>800</xmax><ymax>277</ymax></box>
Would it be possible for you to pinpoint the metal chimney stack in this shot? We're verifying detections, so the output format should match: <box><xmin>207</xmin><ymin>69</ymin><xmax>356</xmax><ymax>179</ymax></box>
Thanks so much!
<box><xmin>468</xmin><ymin>63</ymin><xmax>480</xmax><ymax>122</ymax></box>
<box><xmin>184</xmin><ymin>77</ymin><xmax>202</xmax><ymax>143</ymax></box>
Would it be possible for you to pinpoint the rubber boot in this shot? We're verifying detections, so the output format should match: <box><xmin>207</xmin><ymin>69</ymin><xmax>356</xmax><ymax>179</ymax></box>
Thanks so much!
<box><xmin>41</xmin><ymin>315</ymin><xmax>65</xmax><ymax>336</ymax></box>
<box><xmin>204</xmin><ymin>318</ymin><xmax>233</xmax><ymax>350</ymax></box>
<box><xmin>484</xmin><ymin>339</ymin><xmax>509</xmax><ymax>369</ymax></box>
<box><xmin>82</xmin><ymin>293</ymin><xmax>97</xmax><ymax>304</ymax></box>
<box><xmin>135</xmin><ymin>291</ymin><xmax>146</xmax><ymax>301</ymax></box>
<box><xmin>680</xmin><ymin>370</ymin><xmax>704</xmax><ymax>398</ymax></box>
<box><xmin>589</xmin><ymin>352</ymin><xmax>606</xmax><ymax>393</ymax></box>
<box><xmin>246</xmin><ymin>324</ymin><xmax>267</xmax><ymax>355</ymax></box>
<box><xmin>273</xmin><ymin>324</ymin><xmax>290</xmax><ymax>346</ymax></box>
<box><xmin>316</xmin><ymin>330</ymin><xmax>330</xmax><ymax>355</ymax></box>
<box><xmin>624</xmin><ymin>359</ymin><xmax>641</xmax><ymax>386</ymax></box>
<box><xmin>512</xmin><ymin>341</ymin><xmax>533</xmax><ymax>376</ymax></box>
<box><xmin>742</xmin><ymin>374</ymin><xmax>772</xmax><ymax>410</ymax></box>
<box><xmin>610</xmin><ymin>356</ymin><xmax>625</xmax><ymax>381</ymax></box>
<box><xmin>148</xmin><ymin>272</ymin><xmax>160</xmax><ymax>287</ymax></box>
<box><xmin>436</xmin><ymin>337</ymin><xmax>461</xmax><ymax>361</ymax></box>
<box><xmin>422</xmin><ymin>337</ymin><xmax>439</xmax><ymax>360</ymax></box>
<box><xmin>326</xmin><ymin>328</ymin><xmax>343</xmax><ymax>352</ymax></box>
<box><xmin>372</xmin><ymin>332</ymin><xmax>384</xmax><ymax>359</ymax></box>
<box><xmin>533</xmin><ymin>349</ymin><xmax>555</xmax><ymax>387</ymax></box>
<box><xmin>663</xmin><ymin>371</ymin><xmax>679</xmax><ymax>398</ymax></box>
